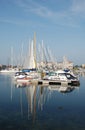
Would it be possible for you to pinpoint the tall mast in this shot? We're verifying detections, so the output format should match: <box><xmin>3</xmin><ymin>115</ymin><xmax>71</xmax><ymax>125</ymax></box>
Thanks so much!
<box><xmin>21</xmin><ymin>43</ymin><xmax>23</xmax><ymax>68</ymax></box>
<box><xmin>33</xmin><ymin>32</ymin><xmax>37</xmax><ymax>68</ymax></box>
<box><xmin>11</xmin><ymin>46</ymin><xmax>13</xmax><ymax>67</ymax></box>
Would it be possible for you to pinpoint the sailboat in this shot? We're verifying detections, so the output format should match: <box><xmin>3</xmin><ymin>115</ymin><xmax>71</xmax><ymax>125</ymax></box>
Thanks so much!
<box><xmin>0</xmin><ymin>47</ymin><xmax>18</xmax><ymax>74</ymax></box>
<box><xmin>15</xmin><ymin>33</ymin><xmax>40</xmax><ymax>83</ymax></box>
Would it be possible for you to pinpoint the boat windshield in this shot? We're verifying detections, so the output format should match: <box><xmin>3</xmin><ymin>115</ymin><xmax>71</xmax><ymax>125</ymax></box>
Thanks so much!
<box><xmin>58</xmin><ymin>73</ymin><xmax>65</xmax><ymax>76</ymax></box>
<box><xmin>49</xmin><ymin>72</ymin><xmax>55</xmax><ymax>76</ymax></box>
<box><xmin>65</xmin><ymin>73</ymin><xmax>76</xmax><ymax>79</ymax></box>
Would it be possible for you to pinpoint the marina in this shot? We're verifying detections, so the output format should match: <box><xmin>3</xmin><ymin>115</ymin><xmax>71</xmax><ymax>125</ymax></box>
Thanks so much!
<box><xmin>1</xmin><ymin>1</ymin><xmax>85</xmax><ymax>130</ymax></box>
<box><xmin>13</xmin><ymin>68</ymin><xmax>80</xmax><ymax>86</ymax></box>
<box><xmin>0</xmin><ymin>33</ymin><xmax>82</xmax><ymax>129</ymax></box>
<box><xmin>0</xmin><ymin>73</ymin><xmax>85</xmax><ymax>130</ymax></box>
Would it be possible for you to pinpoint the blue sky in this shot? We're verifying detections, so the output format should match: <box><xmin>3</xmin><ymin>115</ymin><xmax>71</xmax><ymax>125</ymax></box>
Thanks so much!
<box><xmin>0</xmin><ymin>0</ymin><xmax>85</xmax><ymax>65</ymax></box>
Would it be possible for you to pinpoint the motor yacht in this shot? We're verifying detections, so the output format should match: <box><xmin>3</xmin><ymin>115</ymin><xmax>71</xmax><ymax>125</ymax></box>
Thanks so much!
<box><xmin>43</xmin><ymin>70</ymin><xmax>80</xmax><ymax>85</ymax></box>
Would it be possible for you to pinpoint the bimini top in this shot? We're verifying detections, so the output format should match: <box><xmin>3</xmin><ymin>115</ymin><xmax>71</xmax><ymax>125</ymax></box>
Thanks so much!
<box><xmin>22</xmin><ymin>68</ymin><xmax>37</xmax><ymax>73</ymax></box>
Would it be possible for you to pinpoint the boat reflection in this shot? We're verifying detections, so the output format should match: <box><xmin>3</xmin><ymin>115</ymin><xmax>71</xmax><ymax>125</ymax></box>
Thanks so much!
<box><xmin>14</xmin><ymin>82</ymin><xmax>80</xmax><ymax>121</ymax></box>
<box><xmin>48</xmin><ymin>85</ymin><xmax>75</xmax><ymax>93</ymax></box>
<box><xmin>15</xmin><ymin>82</ymin><xmax>31</xmax><ymax>88</ymax></box>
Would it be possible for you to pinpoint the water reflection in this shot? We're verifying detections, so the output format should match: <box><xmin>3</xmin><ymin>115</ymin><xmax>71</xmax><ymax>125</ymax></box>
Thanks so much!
<box><xmin>14</xmin><ymin>82</ymin><xmax>80</xmax><ymax>121</ymax></box>
<box><xmin>15</xmin><ymin>82</ymin><xmax>31</xmax><ymax>88</ymax></box>
<box><xmin>48</xmin><ymin>85</ymin><xmax>76</xmax><ymax>93</ymax></box>
<box><xmin>79</xmin><ymin>71</ymin><xmax>85</xmax><ymax>77</ymax></box>
<box><xmin>0</xmin><ymin>74</ymin><xmax>84</xmax><ymax>129</ymax></box>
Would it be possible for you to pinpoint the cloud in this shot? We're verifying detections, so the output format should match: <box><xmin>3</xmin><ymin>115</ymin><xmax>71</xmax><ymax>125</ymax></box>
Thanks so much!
<box><xmin>0</xmin><ymin>18</ymin><xmax>24</xmax><ymax>25</ymax></box>
<box><xmin>3</xmin><ymin>0</ymin><xmax>85</xmax><ymax>27</ymax></box>
<box><xmin>0</xmin><ymin>17</ymin><xmax>33</xmax><ymax>26</ymax></box>
<box><xmin>0</xmin><ymin>19</ymin><xmax>17</xmax><ymax>24</ymax></box>
<box><xmin>14</xmin><ymin>0</ymin><xmax>80</xmax><ymax>27</ymax></box>
<box><xmin>14</xmin><ymin>0</ymin><xmax>68</xmax><ymax>22</ymax></box>
<box><xmin>14</xmin><ymin>0</ymin><xmax>54</xmax><ymax>18</ymax></box>
<box><xmin>71</xmin><ymin>0</ymin><xmax>85</xmax><ymax>14</ymax></box>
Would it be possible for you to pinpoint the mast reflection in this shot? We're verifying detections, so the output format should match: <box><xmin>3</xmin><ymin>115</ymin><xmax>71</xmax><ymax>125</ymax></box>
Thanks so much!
<box><xmin>14</xmin><ymin>82</ymin><xmax>80</xmax><ymax>121</ymax></box>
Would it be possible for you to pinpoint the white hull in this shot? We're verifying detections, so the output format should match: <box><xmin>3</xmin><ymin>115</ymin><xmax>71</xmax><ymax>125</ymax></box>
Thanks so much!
<box><xmin>16</xmin><ymin>78</ymin><xmax>31</xmax><ymax>83</ymax></box>
<box><xmin>0</xmin><ymin>69</ymin><xmax>18</xmax><ymax>73</ymax></box>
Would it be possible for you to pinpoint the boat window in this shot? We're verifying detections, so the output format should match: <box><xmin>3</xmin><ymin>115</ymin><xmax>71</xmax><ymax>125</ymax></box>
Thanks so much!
<box><xmin>66</xmin><ymin>73</ymin><xmax>76</xmax><ymax>79</ymax></box>
<box><xmin>49</xmin><ymin>72</ymin><xmax>55</xmax><ymax>76</ymax></box>
<box><xmin>58</xmin><ymin>73</ymin><xmax>65</xmax><ymax>76</ymax></box>
<box><xmin>66</xmin><ymin>74</ymin><xmax>71</xmax><ymax>78</ymax></box>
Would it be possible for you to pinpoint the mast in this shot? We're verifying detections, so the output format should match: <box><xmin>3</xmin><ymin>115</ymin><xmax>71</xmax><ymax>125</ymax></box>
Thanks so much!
<box><xmin>29</xmin><ymin>40</ymin><xmax>35</xmax><ymax>69</ymax></box>
<box><xmin>33</xmin><ymin>32</ymin><xmax>37</xmax><ymax>69</ymax></box>
<box><xmin>11</xmin><ymin>46</ymin><xmax>13</xmax><ymax>67</ymax></box>
<box><xmin>21</xmin><ymin>43</ymin><xmax>24</xmax><ymax>69</ymax></box>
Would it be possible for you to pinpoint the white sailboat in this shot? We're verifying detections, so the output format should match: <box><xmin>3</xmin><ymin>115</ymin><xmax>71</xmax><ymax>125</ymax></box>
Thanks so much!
<box><xmin>28</xmin><ymin>40</ymin><xmax>36</xmax><ymax>69</ymax></box>
<box><xmin>15</xmin><ymin>33</ymin><xmax>40</xmax><ymax>82</ymax></box>
<box><xmin>0</xmin><ymin>47</ymin><xmax>18</xmax><ymax>74</ymax></box>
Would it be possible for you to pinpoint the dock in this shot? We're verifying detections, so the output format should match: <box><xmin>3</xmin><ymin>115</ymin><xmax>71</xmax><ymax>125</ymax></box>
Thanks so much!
<box><xmin>31</xmin><ymin>79</ymin><xmax>80</xmax><ymax>86</ymax></box>
<box><xmin>15</xmin><ymin>78</ymin><xmax>80</xmax><ymax>86</ymax></box>
<box><xmin>38</xmin><ymin>80</ymin><xmax>72</xmax><ymax>85</ymax></box>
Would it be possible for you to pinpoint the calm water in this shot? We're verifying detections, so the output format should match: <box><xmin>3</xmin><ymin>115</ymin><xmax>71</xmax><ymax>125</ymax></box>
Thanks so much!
<box><xmin>0</xmin><ymin>74</ymin><xmax>85</xmax><ymax>130</ymax></box>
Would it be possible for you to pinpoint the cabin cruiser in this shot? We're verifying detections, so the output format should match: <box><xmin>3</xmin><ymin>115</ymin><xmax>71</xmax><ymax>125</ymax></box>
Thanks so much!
<box><xmin>14</xmin><ymin>71</ymin><xmax>33</xmax><ymax>83</ymax></box>
<box><xmin>43</xmin><ymin>70</ymin><xmax>80</xmax><ymax>86</ymax></box>
<box><xmin>14</xmin><ymin>72</ymin><xmax>27</xmax><ymax>79</ymax></box>
<box><xmin>14</xmin><ymin>69</ymin><xmax>40</xmax><ymax>83</ymax></box>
